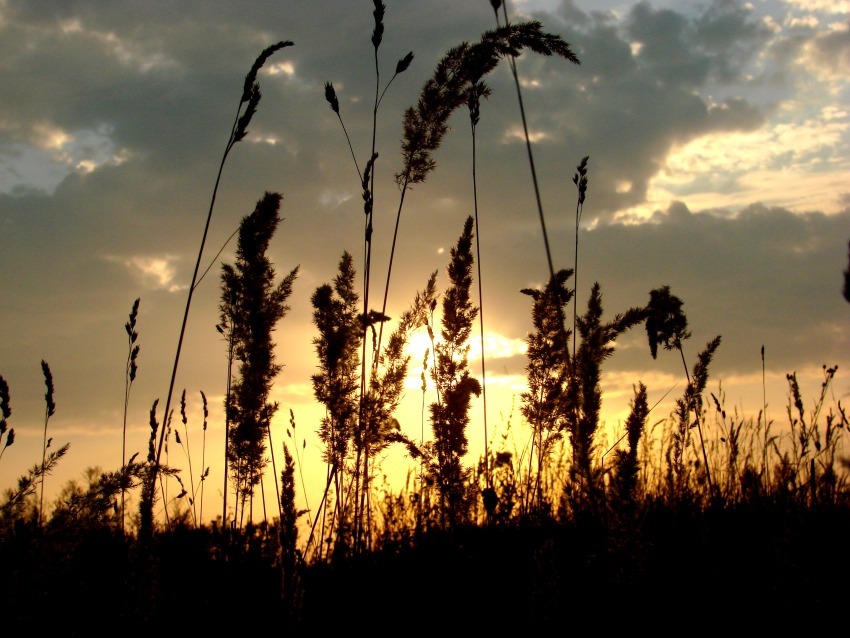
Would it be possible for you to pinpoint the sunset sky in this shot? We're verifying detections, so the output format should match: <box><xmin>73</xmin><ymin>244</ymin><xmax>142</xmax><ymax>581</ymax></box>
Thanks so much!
<box><xmin>1</xmin><ymin>0</ymin><xmax>848</xmax><ymax>526</ymax></box>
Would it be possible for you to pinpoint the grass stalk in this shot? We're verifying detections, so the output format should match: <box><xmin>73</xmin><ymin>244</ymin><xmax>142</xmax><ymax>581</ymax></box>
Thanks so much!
<box><xmin>39</xmin><ymin>360</ymin><xmax>56</xmax><ymax>527</ymax></box>
<box><xmin>1</xmin><ymin>376</ymin><xmax>14</xmax><ymax>463</ymax></box>
<box><xmin>122</xmin><ymin>298</ymin><xmax>140</xmax><ymax>533</ymax></box>
<box><xmin>572</xmin><ymin>157</ymin><xmax>588</xmax><ymax>360</ymax></box>
<box><xmin>147</xmin><ymin>42</ymin><xmax>292</xmax><ymax>536</ymax></box>
<box><xmin>176</xmin><ymin>389</ymin><xmax>198</xmax><ymax>526</ymax></box>
<box><xmin>761</xmin><ymin>345</ymin><xmax>771</xmax><ymax>489</ymax></box>
<box><xmin>468</xmin><ymin>81</ymin><xmax>491</xmax><ymax>495</ymax></box>
<box><xmin>286</xmin><ymin>408</ymin><xmax>311</xmax><ymax>527</ymax></box>
<box><xmin>198</xmin><ymin>391</ymin><xmax>208</xmax><ymax>526</ymax></box>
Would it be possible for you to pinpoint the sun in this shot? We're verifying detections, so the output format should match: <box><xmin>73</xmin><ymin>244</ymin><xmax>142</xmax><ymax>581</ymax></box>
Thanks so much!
<box><xmin>405</xmin><ymin>329</ymin><xmax>434</xmax><ymax>372</ymax></box>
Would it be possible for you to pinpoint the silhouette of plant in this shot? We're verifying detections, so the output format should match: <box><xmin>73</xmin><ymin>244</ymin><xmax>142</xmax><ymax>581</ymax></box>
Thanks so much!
<box><xmin>666</xmin><ymin>336</ymin><xmax>722</xmax><ymax>499</ymax></box>
<box><xmin>520</xmin><ymin>268</ymin><xmax>574</xmax><ymax>514</ymax></box>
<box><xmin>169</xmin><ymin>392</ymin><xmax>212</xmax><ymax>527</ymax></box>
<box><xmin>220</xmin><ymin>192</ymin><xmax>299</xmax><ymax>527</ymax></box>
<box><xmin>566</xmin><ymin>284</ymin><xmax>646</xmax><ymax>513</ymax></box>
<box><xmin>323</xmin><ymin>7</ymin><xmax>416</xmax><ymax>548</ymax></box>
<box><xmin>646</xmin><ymin>285</ymin><xmax>716</xmax><ymax>493</ymax></box>
<box><xmin>50</xmin><ymin>463</ymin><xmax>147</xmax><ymax>529</ymax></box>
<box><xmin>380</xmin><ymin>20</ymin><xmax>580</xmax><ymax>361</ymax></box>
<box><xmin>491</xmin><ymin>3</ymin><xmax>581</xmax><ymax>280</ymax></box>
<box><xmin>121</xmin><ymin>297</ymin><xmax>140</xmax><ymax>532</ymax></box>
<box><xmin>39</xmin><ymin>360</ymin><xmax>56</xmax><ymax>526</ymax></box>
<box><xmin>280</xmin><ymin>442</ymin><xmax>305</xmax><ymax>624</ymax></box>
<box><xmin>308</xmin><ymin>251</ymin><xmax>437</xmax><ymax>556</ymax></box>
<box><xmin>427</xmin><ymin>216</ymin><xmax>481</xmax><ymax>528</ymax></box>
<box><xmin>843</xmin><ymin>238</ymin><xmax>850</xmax><ymax>303</ymax></box>
<box><xmin>572</xmin><ymin>156</ymin><xmax>589</xmax><ymax>360</ymax></box>
<box><xmin>0</xmin><ymin>375</ymin><xmax>12</xmax><ymax>462</ymax></box>
<box><xmin>610</xmin><ymin>383</ymin><xmax>649</xmax><ymax>513</ymax></box>
<box><xmin>310</xmin><ymin>250</ymin><xmax>361</xmax><ymax>558</ymax></box>
<box><xmin>148</xmin><ymin>41</ymin><xmax>293</xmax><ymax>535</ymax></box>
<box><xmin>0</xmin><ymin>442</ymin><xmax>69</xmax><ymax>529</ymax></box>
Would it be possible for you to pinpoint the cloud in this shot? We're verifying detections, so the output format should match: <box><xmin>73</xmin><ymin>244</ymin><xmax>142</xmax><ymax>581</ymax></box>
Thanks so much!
<box><xmin>103</xmin><ymin>254</ymin><xmax>187</xmax><ymax>293</ymax></box>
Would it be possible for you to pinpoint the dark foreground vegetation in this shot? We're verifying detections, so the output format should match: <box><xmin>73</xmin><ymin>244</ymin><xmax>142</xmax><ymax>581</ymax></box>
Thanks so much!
<box><xmin>3</xmin><ymin>486</ymin><xmax>850</xmax><ymax>635</ymax></box>
<box><xmin>3</xmin><ymin>2</ymin><xmax>850</xmax><ymax>635</ymax></box>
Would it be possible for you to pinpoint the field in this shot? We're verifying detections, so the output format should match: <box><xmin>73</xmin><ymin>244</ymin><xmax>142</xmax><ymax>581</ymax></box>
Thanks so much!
<box><xmin>2</xmin><ymin>2</ymin><xmax>850</xmax><ymax>634</ymax></box>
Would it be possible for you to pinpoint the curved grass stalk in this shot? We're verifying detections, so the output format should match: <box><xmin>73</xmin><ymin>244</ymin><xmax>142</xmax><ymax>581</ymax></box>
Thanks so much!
<box><xmin>145</xmin><ymin>41</ymin><xmax>293</xmax><ymax>537</ymax></box>
<box><xmin>495</xmin><ymin>3</ymin><xmax>581</xmax><ymax>282</ymax></box>
<box><xmin>376</xmin><ymin>20</ymin><xmax>580</xmax><ymax>369</ymax></box>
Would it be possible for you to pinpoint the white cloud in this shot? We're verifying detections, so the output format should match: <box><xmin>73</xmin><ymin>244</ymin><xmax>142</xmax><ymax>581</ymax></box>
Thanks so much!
<box><xmin>318</xmin><ymin>188</ymin><xmax>353</xmax><ymax>208</ymax></box>
<box><xmin>784</xmin><ymin>0</ymin><xmax>850</xmax><ymax>14</ymax></box>
<box><xmin>649</xmin><ymin>106</ymin><xmax>849</xmax><ymax>214</ymax></box>
<box><xmin>0</xmin><ymin>123</ymin><xmax>131</xmax><ymax>194</ymax></box>
<box><xmin>502</xmin><ymin>125</ymin><xmax>549</xmax><ymax>144</ymax></box>
<box><xmin>104</xmin><ymin>254</ymin><xmax>186</xmax><ymax>292</ymax></box>
<box><xmin>266</xmin><ymin>61</ymin><xmax>295</xmax><ymax>76</ymax></box>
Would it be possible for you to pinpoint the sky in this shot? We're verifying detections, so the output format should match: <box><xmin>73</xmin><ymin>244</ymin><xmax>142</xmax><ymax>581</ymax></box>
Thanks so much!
<box><xmin>1</xmin><ymin>0</ymin><xmax>848</xmax><ymax>528</ymax></box>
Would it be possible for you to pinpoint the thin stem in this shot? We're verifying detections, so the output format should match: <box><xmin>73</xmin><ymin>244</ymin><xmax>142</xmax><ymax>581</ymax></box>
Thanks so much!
<box><xmin>199</xmin><ymin>401</ymin><xmax>207</xmax><ymax>526</ymax></box>
<box><xmin>151</xmin><ymin>117</ymin><xmax>238</xmax><ymax>518</ymax></box>
<box><xmin>267</xmin><ymin>420</ymin><xmax>282</xmax><ymax>521</ymax></box>
<box><xmin>179</xmin><ymin>392</ymin><xmax>198</xmax><ymax>527</ymax></box>
<box><xmin>222</xmin><ymin>325</ymin><xmax>234</xmax><ymax>531</ymax></box>
<box><xmin>39</xmin><ymin>409</ymin><xmax>48</xmax><ymax>527</ymax></box>
<box><xmin>195</xmin><ymin>226</ymin><xmax>240</xmax><ymax>291</ymax></box>
<box><xmin>340</xmin><ymin>114</ymin><xmax>364</xmax><ymax>182</ymax></box>
<box><xmin>289</xmin><ymin>411</ymin><xmax>312</xmax><ymax>527</ymax></box>
<box><xmin>470</xmin><ymin>115</ymin><xmax>490</xmax><ymax>492</ymax></box>
<box><xmin>573</xmin><ymin>198</ymin><xmax>582</xmax><ymax>361</ymax></box>
<box><xmin>500</xmin><ymin>1</ymin><xmax>555</xmax><ymax>281</ymax></box>
<box><xmin>121</xmin><ymin>308</ymin><xmax>138</xmax><ymax>533</ymax></box>
<box><xmin>39</xmin><ymin>360</ymin><xmax>54</xmax><ymax>528</ymax></box>
<box><xmin>761</xmin><ymin>345</ymin><xmax>770</xmax><ymax>488</ymax></box>
<box><xmin>375</xmin><ymin>181</ymin><xmax>410</xmax><ymax>366</ymax></box>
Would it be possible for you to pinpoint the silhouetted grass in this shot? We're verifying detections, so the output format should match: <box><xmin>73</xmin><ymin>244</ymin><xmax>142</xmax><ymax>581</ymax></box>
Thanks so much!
<box><xmin>1</xmin><ymin>3</ymin><xmax>849</xmax><ymax>633</ymax></box>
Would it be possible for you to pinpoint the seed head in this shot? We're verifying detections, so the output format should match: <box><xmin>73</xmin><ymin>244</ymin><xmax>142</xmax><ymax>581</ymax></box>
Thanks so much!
<box><xmin>325</xmin><ymin>81</ymin><xmax>340</xmax><ymax>114</ymax></box>
<box><xmin>372</xmin><ymin>1</ymin><xmax>386</xmax><ymax>49</ymax></box>
<box><xmin>396</xmin><ymin>51</ymin><xmax>414</xmax><ymax>75</ymax></box>
<box><xmin>242</xmin><ymin>40</ymin><xmax>294</xmax><ymax>103</ymax></box>
<box><xmin>41</xmin><ymin>360</ymin><xmax>55</xmax><ymax>418</ymax></box>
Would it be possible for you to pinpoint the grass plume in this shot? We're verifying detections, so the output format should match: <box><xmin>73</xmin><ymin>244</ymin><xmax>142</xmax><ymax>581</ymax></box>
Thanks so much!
<box><xmin>148</xmin><ymin>41</ymin><xmax>293</xmax><ymax>537</ymax></box>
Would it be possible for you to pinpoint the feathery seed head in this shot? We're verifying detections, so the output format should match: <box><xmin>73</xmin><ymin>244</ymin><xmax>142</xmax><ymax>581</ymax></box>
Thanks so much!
<box><xmin>646</xmin><ymin>286</ymin><xmax>691</xmax><ymax>359</ymax></box>
<box><xmin>125</xmin><ymin>297</ymin><xmax>140</xmax><ymax>340</ymax></box>
<box><xmin>372</xmin><ymin>1</ymin><xmax>386</xmax><ymax>49</ymax></box>
<box><xmin>396</xmin><ymin>51</ymin><xmax>414</xmax><ymax>75</ymax></box>
<box><xmin>324</xmin><ymin>81</ymin><xmax>340</xmax><ymax>114</ymax></box>
<box><xmin>41</xmin><ymin>360</ymin><xmax>55</xmax><ymax>418</ymax></box>
<box><xmin>397</xmin><ymin>22</ymin><xmax>579</xmax><ymax>187</ymax></box>
<box><xmin>130</xmin><ymin>345</ymin><xmax>140</xmax><ymax>382</ymax></box>
<box><xmin>234</xmin><ymin>83</ymin><xmax>261</xmax><ymax>142</ymax></box>
<box><xmin>0</xmin><ymin>375</ymin><xmax>10</xmax><ymax>422</ymax></box>
<box><xmin>242</xmin><ymin>40</ymin><xmax>294</xmax><ymax>103</ymax></box>
<box><xmin>148</xmin><ymin>399</ymin><xmax>159</xmax><ymax>461</ymax></box>
<box><xmin>573</xmin><ymin>156</ymin><xmax>589</xmax><ymax>206</ymax></box>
